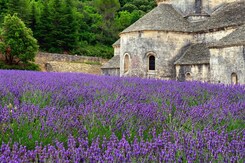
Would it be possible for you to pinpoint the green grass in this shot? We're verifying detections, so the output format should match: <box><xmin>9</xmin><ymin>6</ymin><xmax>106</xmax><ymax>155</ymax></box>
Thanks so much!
<box><xmin>0</xmin><ymin>118</ymin><xmax>68</xmax><ymax>150</ymax></box>
<box><xmin>21</xmin><ymin>91</ymin><xmax>52</xmax><ymax>108</ymax></box>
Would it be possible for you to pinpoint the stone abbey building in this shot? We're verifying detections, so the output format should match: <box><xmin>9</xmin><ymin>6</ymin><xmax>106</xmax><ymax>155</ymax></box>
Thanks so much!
<box><xmin>101</xmin><ymin>0</ymin><xmax>245</xmax><ymax>84</ymax></box>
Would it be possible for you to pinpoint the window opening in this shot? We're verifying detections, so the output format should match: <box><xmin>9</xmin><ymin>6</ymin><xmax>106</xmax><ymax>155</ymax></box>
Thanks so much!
<box><xmin>185</xmin><ymin>72</ymin><xmax>192</xmax><ymax>81</ymax></box>
<box><xmin>231</xmin><ymin>73</ymin><xmax>238</xmax><ymax>84</ymax></box>
<box><xmin>149</xmin><ymin>55</ymin><xmax>155</xmax><ymax>70</ymax></box>
<box><xmin>124</xmin><ymin>54</ymin><xmax>129</xmax><ymax>73</ymax></box>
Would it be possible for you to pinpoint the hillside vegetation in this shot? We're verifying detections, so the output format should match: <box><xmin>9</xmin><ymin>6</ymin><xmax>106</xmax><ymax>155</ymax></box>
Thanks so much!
<box><xmin>0</xmin><ymin>0</ymin><xmax>155</xmax><ymax>59</ymax></box>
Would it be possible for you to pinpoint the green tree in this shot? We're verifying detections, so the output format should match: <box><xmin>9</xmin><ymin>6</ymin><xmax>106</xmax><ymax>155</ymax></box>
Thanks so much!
<box><xmin>129</xmin><ymin>0</ymin><xmax>155</xmax><ymax>12</ymax></box>
<box><xmin>29</xmin><ymin>0</ymin><xmax>41</xmax><ymax>35</ymax></box>
<box><xmin>0</xmin><ymin>14</ymin><xmax>39</xmax><ymax>64</ymax></box>
<box><xmin>120</xmin><ymin>3</ymin><xmax>137</xmax><ymax>12</ymax></box>
<box><xmin>94</xmin><ymin>0</ymin><xmax>120</xmax><ymax>45</ymax></box>
<box><xmin>78</xmin><ymin>3</ymin><xmax>103</xmax><ymax>45</ymax></box>
<box><xmin>47</xmin><ymin>0</ymin><xmax>65</xmax><ymax>52</ymax></box>
<box><xmin>0</xmin><ymin>0</ymin><xmax>8</xmax><ymax>23</ymax></box>
<box><xmin>58</xmin><ymin>0</ymin><xmax>79</xmax><ymax>52</ymax></box>
<box><xmin>36</xmin><ymin>0</ymin><xmax>79</xmax><ymax>53</ymax></box>
<box><xmin>94</xmin><ymin>0</ymin><xmax>120</xmax><ymax>22</ymax></box>
<box><xmin>35</xmin><ymin>0</ymin><xmax>52</xmax><ymax>51</ymax></box>
<box><xmin>115</xmin><ymin>10</ymin><xmax>143</xmax><ymax>31</ymax></box>
<box><xmin>6</xmin><ymin>0</ymin><xmax>31</xmax><ymax>25</ymax></box>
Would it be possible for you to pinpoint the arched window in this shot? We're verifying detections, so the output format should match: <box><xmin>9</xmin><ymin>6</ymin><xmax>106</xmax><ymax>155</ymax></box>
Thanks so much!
<box><xmin>231</xmin><ymin>73</ymin><xmax>238</xmax><ymax>84</ymax></box>
<box><xmin>124</xmin><ymin>54</ymin><xmax>130</xmax><ymax>73</ymax></box>
<box><xmin>149</xmin><ymin>55</ymin><xmax>155</xmax><ymax>70</ymax></box>
<box><xmin>185</xmin><ymin>72</ymin><xmax>192</xmax><ymax>81</ymax></box>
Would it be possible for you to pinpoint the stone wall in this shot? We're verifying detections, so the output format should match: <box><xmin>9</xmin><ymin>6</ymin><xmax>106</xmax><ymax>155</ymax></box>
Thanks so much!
<box><xmin>194</xmin><ymin>28</ymin><xmax>235</xmax><ymax>43</ymax></box>
<box><xmin>101</xmin><ymin>68</ymin><xmax>120</xmax><ymax>76</ymax></box>
<box><xmin>114</xmin><ymin>46</ymin><xmax>120</xmax><ymax>56</ymax></box>
<box><xmin>176</xmin><ymin>64</ymin><xmax>210</xmax><ymax>82</ymax></box>
<box><xmin>36</xmin><ymin>52</ymin><xmax>108</xmax><ymax>65</ymax></box>
<box><xmin>202</xmin><ymin>0</ymin><xmax>238</xmax><ymax>13</ymax></box>
<box><xmin>210</xmin><ymin>46</ymin><xmax>245</xmax><ymax>84</ymax></box>
<box><xmin>45</xmin><ymin>61</ymin><xmax>102</xmax><ymax>74</ymax></box>
<box><xmin>35</xmin><ymin>52</ymin><xmax>108</xmax><ymax>74</ymax></box>
<box><xmin>120</xmin><ymin>31</ymin><xmax>192</xmax><ymax>79</ymax></box>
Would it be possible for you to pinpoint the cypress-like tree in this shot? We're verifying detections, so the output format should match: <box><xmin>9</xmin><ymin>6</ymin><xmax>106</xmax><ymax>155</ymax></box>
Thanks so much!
<box><xmin>60</xmin><ymin>0</ymin><xmax>79</xmax><ymax>52</ymax></box>
<box><xmin>94</xmin><ymin>0</ymin><xmax>120</xmax><ymax>45</ymax></box>
<box><xmin>37</xmin><ymin>0</ymin><xmax>79</xmax><ymax>53</ymax></box>
<box><xmin>35</xmin><ymin>0</ymin><xmax>52</xmax><ymax>51</ymax></box>
<box><xmin>6</xmin><ymin>0</ymin><xmax>31</xmax><ymax>25</ymax></box>
<box><xmin>0</xmin><ymin>0</ymin><xmax>8</xmax><ymax>23</ymax></box>
<box><xmin>48</xmin><ymin>0</ymin><xmax>64</xmax><ymax>52</ymax></box>
<box><xmin>29</xmin><ymin>0</ymin><xmax>40</xmax><ymax>35</ymax></box>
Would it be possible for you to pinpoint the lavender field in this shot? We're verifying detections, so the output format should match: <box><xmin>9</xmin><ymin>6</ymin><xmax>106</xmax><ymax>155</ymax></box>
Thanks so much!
<box><xmin>0</xmin><ymin>70</ymin><xmax>244</xmax><ymax>162</ymax></box>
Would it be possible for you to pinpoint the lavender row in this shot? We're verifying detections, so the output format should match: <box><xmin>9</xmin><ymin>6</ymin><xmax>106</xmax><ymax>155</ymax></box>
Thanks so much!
<box><xmin>1</xmin><ymin>129</ymin><xmax>244</xmax><ymax>163</ymax></box>
<box><xmin>0</xmin><ymin>70</ymin><xmax>244</xmax><ymax>162</ymax></box>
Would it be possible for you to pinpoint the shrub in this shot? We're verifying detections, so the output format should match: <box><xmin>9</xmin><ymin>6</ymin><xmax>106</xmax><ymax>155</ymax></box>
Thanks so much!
<box><xmin>0</xmin><ymin>14</ymin><xmax>39</xmax><ymax>65</ymax></box>
<box><xmin>0</xmin><ymin>61</ymin><xmax>40</xmax><ymax>71</ymax></box>
<box><xmin>71</xmin><ymin>43</ymin><xmax>114</xmax><ymax>59</ymax></box>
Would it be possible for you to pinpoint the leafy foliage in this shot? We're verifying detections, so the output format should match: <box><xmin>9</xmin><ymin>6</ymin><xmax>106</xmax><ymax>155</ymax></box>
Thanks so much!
<box><xmin>0</xmin><ymin>61</ymin><xmax>40</xmax><ymax>70</ymax></box>
<box><xmin>0</xmin><ymin>0</ymin><xmax>156</xmax><ymax>58</ymax></box>
<box><xmin>0</xmin><ymin>14</ymin><xmax>39</xmax><ymax>64</ymax></box>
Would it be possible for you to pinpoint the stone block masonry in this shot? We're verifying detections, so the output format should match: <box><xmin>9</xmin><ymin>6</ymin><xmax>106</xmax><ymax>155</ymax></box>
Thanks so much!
<box><xmin>45</xmin><ymin>61</ymin><xmax>102</xmax><ymax>74</ymax></box>
<box><xmin>35</xmin><ymin>52</ymin><xmax>108</xmax><ymax>74</ymax></box>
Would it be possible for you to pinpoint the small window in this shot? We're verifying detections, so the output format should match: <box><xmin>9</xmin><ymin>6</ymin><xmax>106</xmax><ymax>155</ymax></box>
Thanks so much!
<box><xmin>231</xmin><ymin>73</ymin><xmax>238</xmax><ymax>84</ymax></box>
<box><xmin>185</xmin><ymin>72</ymin><xmax>192</xmax><ymax>81</ymax></box>
<box><xmin>124</xmin><ymin>54</ymin><xmax>129</xmax><ymax>73</ymax></box>
<box><xmin>149</xmin><ymin>55</ymin><xmax>155</xmax><ymax>70</ymax></box>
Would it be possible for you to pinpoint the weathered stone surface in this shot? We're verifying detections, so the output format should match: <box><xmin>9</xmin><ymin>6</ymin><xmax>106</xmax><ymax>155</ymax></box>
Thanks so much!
<box><xmin>103</xmin><ymin>0</ymin><xmax>245</xmax><ymax>84</ymax></box>
<box><xmin>36</xmin><ymin>52</ymin><xmax>107</xmax><ymax>65</ymax></box>
<box><xmin>176</xmin><ymin>64</ymin><xmax>210</xmax><ymax>82</ymax></box>
<box><xmin>45</xmin><ymin>61</ymin><xmax>102</xmax><ymax>74</ymax></box>
<box><xmin>35</xmin><ymin>52</ymin><xmax>108</xmax><ymax>74</ymax></box>
<box><xmin>162</xmin><ymin>0</ymin><xmax>239</xmax><ymax>16</ymax></box>
<box><xmin>194</xmin><ymin>27</ymin><xmax>235</xmax><ymax>43</ymax></box>
<box><xmin>102</xmin><ymin>68</ymin><xmax>120</xmax><ymax>76</ymax></box>
<box><xmin>210</xmin><ymin>46</ymin><xmax>245</xmax><ymax>84</ymax></box>
<box><xmin>120</xmin><ymin>31</ymin><xmax>192</xmax><ymax>79</ymax></box>
<box><xmin>209</xmin><ymin>25</ymin><xmax>245</xmax><ymax>48</ymax></box>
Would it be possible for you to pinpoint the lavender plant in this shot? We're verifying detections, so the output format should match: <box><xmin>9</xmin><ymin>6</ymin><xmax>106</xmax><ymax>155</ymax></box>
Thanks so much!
<box><xmin>0</xmin><ymin>70</ymin><xmax>244</xmax><ymax>162</ymax></box>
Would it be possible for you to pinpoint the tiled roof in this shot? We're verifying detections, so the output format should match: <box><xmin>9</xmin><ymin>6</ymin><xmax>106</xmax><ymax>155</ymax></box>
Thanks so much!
<box><xmin>101</xmin><ymin>55</ymin><xmax>120</xmax><ymax>69</ymax></box>
<box><xmin>175</xmin><ymin>43</ymin><xmax>210</xmax><ymax>65</ymax></box>
<box><xmin>121</xmin><ymin>1</ymin><xmax>245</xmax><ymax>34</ymax></box>
<box><xmin>209</xmin><ymin>25</ymin><xmax>245</xmax><ymax>48</ymax></box>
